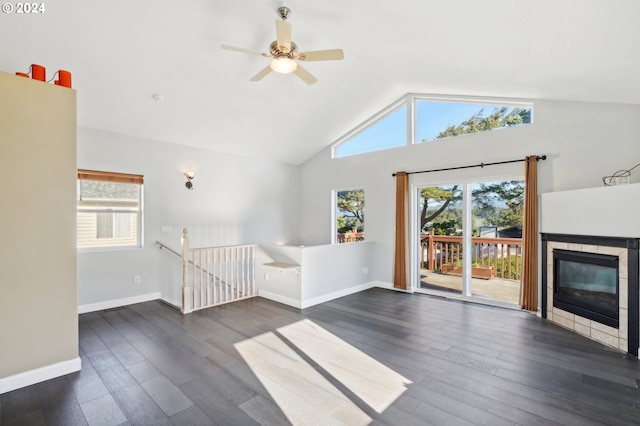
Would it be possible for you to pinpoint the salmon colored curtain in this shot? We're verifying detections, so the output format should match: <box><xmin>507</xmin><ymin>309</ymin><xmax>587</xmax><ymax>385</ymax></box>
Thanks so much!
<box><xmin>521</xmin><ymin>156</ymin><xmax>539</xmax><ymax>311</ymax></box>
<box><xmin>394</xmin><ymin>172</ymin><xmax>409</xmax><ymax>290</ymax></box>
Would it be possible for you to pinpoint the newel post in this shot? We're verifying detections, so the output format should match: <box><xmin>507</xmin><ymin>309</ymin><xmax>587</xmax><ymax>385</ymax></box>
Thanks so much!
<box><xmin>428</xmin><ymin>229</ymin><xmax>435</xmax><ymax>270</ymax></box>
<box><xmin>181</xmin><ymin>228</ymin><xmax>192</xmax><ymax>314</ymax></box>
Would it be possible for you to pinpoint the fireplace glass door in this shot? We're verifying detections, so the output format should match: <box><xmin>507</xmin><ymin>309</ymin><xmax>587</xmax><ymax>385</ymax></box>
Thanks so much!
<box><xmin>553</xmin><ymin>249</ymin><xmax>619</xmax><ymax>327</ymax></box>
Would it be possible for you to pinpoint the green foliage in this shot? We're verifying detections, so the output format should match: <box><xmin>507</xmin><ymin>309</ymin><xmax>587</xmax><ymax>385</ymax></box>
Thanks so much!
<box><xmin>431</xmin><ymin>219</ymin><xmax>460</xmax><ymax>236</ymax></box>
<box><xmin>420</xmin><ymin>185</ymin><xmax>461</xmax><ymax>233</ymax></box>
<box><xmin>480</xmin><ymin>255</ymin><xmax>522</xmax><ymax>280</ymax></box>
<box><xmin>418</xmin><ymin>106</ymin><xmax>529</xmax><ymax>234</ymax></box>
<box><xmin>434</xmin><ymin>107</ymin><xmax>530</xmax><ymax>140</ymax></box>
<box><xmin>337</xmin><ymin>189</ymin><xmax>364</xmax><ymax>233</ymax></box>
<box><xmin>472</xmin><ymin>181</ymin><xmax>524</xmax><ymax>230</ymax></box>
<box><xmin>421</xmin><ymin>181</ymin><xmax>524</xmax><ymax>236</ymax></box>
<box><xmin>336</xmin><ymin>215</ymin><xmax>361</xmax><ymax>234</ymax></box>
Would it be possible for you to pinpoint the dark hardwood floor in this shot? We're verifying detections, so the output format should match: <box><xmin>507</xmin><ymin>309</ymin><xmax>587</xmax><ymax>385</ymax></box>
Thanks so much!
<box><xmin>2</xmin><ymin>288</ymin><xmax>640</xmax><ymax>425</ymax></box>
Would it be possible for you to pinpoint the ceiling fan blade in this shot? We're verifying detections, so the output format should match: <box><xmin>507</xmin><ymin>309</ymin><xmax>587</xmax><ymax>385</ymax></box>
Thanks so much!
<box><xmin>292</xmin><ymin>64</ymin><xmax>318</xmax><ymax>85</ymax></box>
<box><xmin>221</xmin><ymin>44</ymin><xmax>268</xmax><ymax>57</ymax></box>
<box><xmin>250</xmin><ymin>65</ymin><xmax>273</xmax><ymax>82</ymax></box>
<box><xmin>297</xmin><ymin>49</ymin><xmax>344</xmax><ymax>62</ymax></box>
<box><xmin>275</xmin><ymin>20</ymin><xmax>292</xmax><ymax>52</ymax></box>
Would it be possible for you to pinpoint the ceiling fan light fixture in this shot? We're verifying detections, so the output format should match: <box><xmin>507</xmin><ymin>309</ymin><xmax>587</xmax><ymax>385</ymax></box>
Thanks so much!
<box><xmin>270</xmin><ymin>57</ymin><xmax>297</xmax><ymax>74</ymax></box>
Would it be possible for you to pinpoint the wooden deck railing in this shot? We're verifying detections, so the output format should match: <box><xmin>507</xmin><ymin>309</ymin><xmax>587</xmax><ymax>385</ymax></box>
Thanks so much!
<box><xmin>180</xmin><ymin>229</ymin><xmax>257</xmax><ymax>314</ymax></box>
<box><xmin>421</xmin><ymin>229</ymin><xmax>523</xmax><ymax>281</ymax></box>
<box><xmin>337</xmin><ymin>232</ymin><xmax>365</xmax><ymax>243</ymax></box>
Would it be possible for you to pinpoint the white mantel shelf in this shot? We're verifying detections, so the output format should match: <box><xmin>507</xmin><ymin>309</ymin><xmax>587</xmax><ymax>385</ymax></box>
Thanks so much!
<box><xmin>540</xmin><ymin>183</ymin><xmax>640</xmax><ymax>238</ymax></box>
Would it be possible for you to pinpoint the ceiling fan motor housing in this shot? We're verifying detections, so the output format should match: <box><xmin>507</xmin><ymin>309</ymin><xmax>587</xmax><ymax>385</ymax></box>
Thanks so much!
<box><xmin>270</xmin><ymin>40</ymin><xmax>297</xmax><ymax>57</ymax></box>
<box><xmin>277</xmin><ymin>6</ymin><xmax>291</xmax><ymax>21</ymax></box>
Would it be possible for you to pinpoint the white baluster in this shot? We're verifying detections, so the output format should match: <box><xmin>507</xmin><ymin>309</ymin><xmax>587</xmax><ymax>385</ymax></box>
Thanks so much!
<box><xmin>181</xmin><ymin>228</ymin><xmax>192</xmax><ymax>314</ymax></box>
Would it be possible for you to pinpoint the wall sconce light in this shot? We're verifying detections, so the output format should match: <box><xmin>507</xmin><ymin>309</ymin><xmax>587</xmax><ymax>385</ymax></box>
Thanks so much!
<box><xmin>184</xmin><ymin>171</ymin><xmax>195</xmax><ymax>190</ymax></box>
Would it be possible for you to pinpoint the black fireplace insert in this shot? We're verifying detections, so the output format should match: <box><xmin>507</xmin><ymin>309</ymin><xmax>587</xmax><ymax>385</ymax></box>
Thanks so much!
<box><xmin>553</xmin><ymin>249</ymin><xmax>619</xmax><ymax>328</ymax></box>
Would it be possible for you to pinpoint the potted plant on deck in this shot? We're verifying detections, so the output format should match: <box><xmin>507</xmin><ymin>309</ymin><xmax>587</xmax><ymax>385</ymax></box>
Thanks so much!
<box><xmin>440</xmin><ymin>261</ymin><xmax>494</xmax><ymax>279</ymax></box>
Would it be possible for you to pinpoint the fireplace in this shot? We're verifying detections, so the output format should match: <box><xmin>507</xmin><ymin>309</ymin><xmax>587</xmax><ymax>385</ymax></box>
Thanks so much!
<box><xmin>541</xmin><ymin>233</ymin><xmax>639</xmax><ymax>357</ymax></box>
<box><xmin>553</xmin><ymin>249</ymin><xmax>618</xmax><ymax>328</ymax></box>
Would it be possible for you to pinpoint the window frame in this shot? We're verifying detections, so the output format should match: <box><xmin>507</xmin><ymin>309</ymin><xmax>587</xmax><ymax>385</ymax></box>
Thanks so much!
<box><xmin>332</xmin><ymin>187</ymin><xmax>365</xmax><ymax>244</ymax></box>
<box><xmin>331</xmin><ymin>95</ymin><xmax>409</xmax><ymax>159</ymax></box>
<box><xmin>412</xmin><ymin>95</ymin><xmax>533</xmax><ymax>144</ymax></box>
<box><xmin>77</xmin><ymin>169</ymin><xmax>144</xmax><ymax>252</ymax></box>
<box><xmin>331</xmin><ymin>93</ymin><xmax>534</xmax><ymax>158</ymax></box>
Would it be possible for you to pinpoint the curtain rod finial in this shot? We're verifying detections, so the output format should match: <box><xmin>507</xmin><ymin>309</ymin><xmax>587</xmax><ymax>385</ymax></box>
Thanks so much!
<box><xmin>537</xmin><ymin>155</ymin><xmax>547</xmax><ymax>161</ymax></box>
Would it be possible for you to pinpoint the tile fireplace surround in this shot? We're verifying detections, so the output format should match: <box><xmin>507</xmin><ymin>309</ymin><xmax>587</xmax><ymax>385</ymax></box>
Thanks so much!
<box><xmin>540</xmin><ymin>184</ymin><xmax>640</xmax><ymax>357</ymax></box>
<box><xmin>541</xmin><ymin>234</ymin><xmax>639</xmax><ymax>357</ymax></box>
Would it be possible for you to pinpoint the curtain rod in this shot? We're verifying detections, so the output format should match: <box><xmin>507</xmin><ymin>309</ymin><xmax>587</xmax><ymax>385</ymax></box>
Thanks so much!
<box><xmin>391</xmin><ymin>155</ymin><xmax>547</xmax><ymax>177</ymax></box>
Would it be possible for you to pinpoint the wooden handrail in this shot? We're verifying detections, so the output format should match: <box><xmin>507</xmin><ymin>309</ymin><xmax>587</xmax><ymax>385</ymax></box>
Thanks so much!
<box><xmin>336</xmin><ymin>232</ymin><xmax>365</xmax><ymax>243</ymax></box>
<box><xmin>155</xmin><ymin>240</ymin><xmax>181</xmax><ymax>257</ymax></box>
<box><xmin>428</xmin><ymin>235</ymin><xmax>522</xmax><ymax>245</ymax></box>
<box><xmin>421</xmin><ymin>231</ymin><xmax>523</xmax><ymax>281</ymax></box>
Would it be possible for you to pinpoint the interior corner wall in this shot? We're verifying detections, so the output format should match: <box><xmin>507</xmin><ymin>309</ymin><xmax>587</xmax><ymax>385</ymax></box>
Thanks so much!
<box><xmin>0</xmin><ymin>72</ymin><xmax>79</xmax><ymax>380</ymax></box>
<box><xmin>298</xmin><ymin>99</ymin><xmax>640</xmax><ymax>285</ymax></box>
<box><xmin>77</xmin><ymin>128</ymin><xmax>300</xmax><ymax>307</ymax></box>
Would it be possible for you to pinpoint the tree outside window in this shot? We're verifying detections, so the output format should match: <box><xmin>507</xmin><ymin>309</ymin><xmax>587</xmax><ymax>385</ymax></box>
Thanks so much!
<box><xmin>335</xmin><ymin>189</ymin><xmax>364</xmax><ymax>243</ymax></box>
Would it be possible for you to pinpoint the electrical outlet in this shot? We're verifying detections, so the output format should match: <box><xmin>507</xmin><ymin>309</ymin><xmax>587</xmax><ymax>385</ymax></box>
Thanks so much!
<box><xmin>134</xmin><ymin>275</ymin><xmax>141</xmax><ymax>284</ymax></box>
<box><xmin>361</xmin><ymin>267</ymin><xmax>368</xmax><ymax>275</ymax></box>
<box><xmin>161</xmin><ymin>226</ymin><xmax>172</xmax><ymax>234</ymax></box>
<box><xmin>264</xmin><ymin>273</ymin><xmax>269</xmax><ymax>281</ymax></box>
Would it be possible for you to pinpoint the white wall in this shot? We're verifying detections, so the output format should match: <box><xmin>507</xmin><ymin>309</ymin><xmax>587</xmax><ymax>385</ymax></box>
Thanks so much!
<box><xmin>298</xmin><ymin>98</ymin><xmax>640</xmax><ymax>285</ymax></box>
<box><xmin>77</xmin><ymin>128</ymin><xmax>300</xmax><ymax>307</ymax></box>
<box><xmin>257</xmin><ymin>244</ymin><xmax>304</xmax><ymax>305</ymax></box>
<box><xmin>256</xmin><ymin>241</ymin><xmax>376</xmax><ymax>309</ymax></box>
<box><xmin>301</xmin><ymin>241</ymin><xmax>375</xmax><ymax>303</ymax></box>
<box><xmin>541</xmin><ymin>183</ymin><xmax>640</xmax><ymax>237</ymax></box>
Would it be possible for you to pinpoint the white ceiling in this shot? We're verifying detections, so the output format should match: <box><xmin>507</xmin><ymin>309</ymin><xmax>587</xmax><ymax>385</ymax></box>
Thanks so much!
<box><xmin>2</xmin><ymin>0</ymin><xmax>639</xmax><ymax>164</ymax></box>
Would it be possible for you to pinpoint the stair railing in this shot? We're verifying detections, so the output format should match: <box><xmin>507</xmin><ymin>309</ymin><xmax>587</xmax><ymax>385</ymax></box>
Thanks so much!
<box><xmin>156</xmin><ymin>228</ymin><xmax>257</xmax><ymax>314</ymax></box>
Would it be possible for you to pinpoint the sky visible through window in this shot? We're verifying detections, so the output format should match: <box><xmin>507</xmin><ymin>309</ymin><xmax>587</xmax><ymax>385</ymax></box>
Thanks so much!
<box><xmin>334</xmin><ymin>98</ymin><xmax>531</xmax><ymax>158</ymax></box>
<box><xmin>416</xmin><ymin>101</ymin><xmax>520</xmax><ymax>142</ymax></box>
<box><xmin>335</xmin><ymin>105</ymin><xmax>407</xmax><ymax>157</ymax></box>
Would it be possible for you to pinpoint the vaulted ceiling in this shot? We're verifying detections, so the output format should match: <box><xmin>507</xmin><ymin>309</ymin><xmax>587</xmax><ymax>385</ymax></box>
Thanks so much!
<box><xmin>1</xmin><ymin>0</ymin><xmax>638</xmax><ymax>164</ymax></box>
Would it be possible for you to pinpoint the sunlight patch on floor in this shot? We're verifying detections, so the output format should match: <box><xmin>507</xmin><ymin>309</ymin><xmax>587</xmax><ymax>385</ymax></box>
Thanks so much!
<box><xmin>278</xmin><ymin>319</ymin><xmax>412</xmax><ymax>413</ymax></box>
<box><xmin>234</xmin><ymin>319</ymin><xmax>411</xmax><ymax>425</ymax></box>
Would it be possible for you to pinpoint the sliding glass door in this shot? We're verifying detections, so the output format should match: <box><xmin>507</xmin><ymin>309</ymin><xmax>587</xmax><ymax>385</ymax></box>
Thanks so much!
<box><xmin>469</xmin><ymin>181</ymin><xmax>524</xmax><ymax>305</ymax></box>
<box><xmin>414</xmin><ymin>178</ymin><xmax>524</xmax><ymax>308</ymax></box>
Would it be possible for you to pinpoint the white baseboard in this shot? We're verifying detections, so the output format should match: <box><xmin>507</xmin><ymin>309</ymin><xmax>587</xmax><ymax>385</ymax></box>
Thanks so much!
<box><xmin>159</xmin><ymin>297</ymin><xmax>182</xmax><ymax>311</ymax></box>
<box><xmin>78</xmin><ymin>292</ymin><xmax>161</xmax><ymax>314</ymax></box>
<box><xmin>258</xmin><ymin>290</ymin><xmax>302</xmax><ymax>309</ymax></box>
<box><xmin>300</xmin><ymin>281</ymin><xmax>377</xmax><ymax>309</ymax></box>
<box><xmin>373</xmin><ymin>280</ymin><xmax>394</xmax><ymax>290</ymax></box>
<box><xmin>0</xmin><ymin>357</ymin><xmax>81</xmax><ymax>394</ymax></box>
<box><xmin>374</xmin><ymin>281</ymin><xmax>413</xmax><ymax>293</ymax></box>
<box><xmin>260</xmin><ymin>282</ymin><xmax>392</xmax><ymax>309</ymax></box>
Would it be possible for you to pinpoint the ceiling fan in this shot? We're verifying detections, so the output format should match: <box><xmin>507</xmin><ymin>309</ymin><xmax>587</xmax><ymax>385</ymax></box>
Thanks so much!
<box><xmin>221</xmin><ymin>5</ymin><xmax>344</xmax><ymax>85</ymax></box>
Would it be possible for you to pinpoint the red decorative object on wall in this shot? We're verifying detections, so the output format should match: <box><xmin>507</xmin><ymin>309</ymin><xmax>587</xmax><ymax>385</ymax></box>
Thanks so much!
<box><xmin>56</xmin><ymin>70</ymin><xmax>72</xmax><ymax>88</ymax></box>
<box><xmin>12</xmin><ymin>64</ymin><xmax>73</xmax><ymax>89</ymax></box>
<box><xmin>31</xmin><ymin>64</ymin><xmax>46</xmax><ymax>81</ymax></box>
